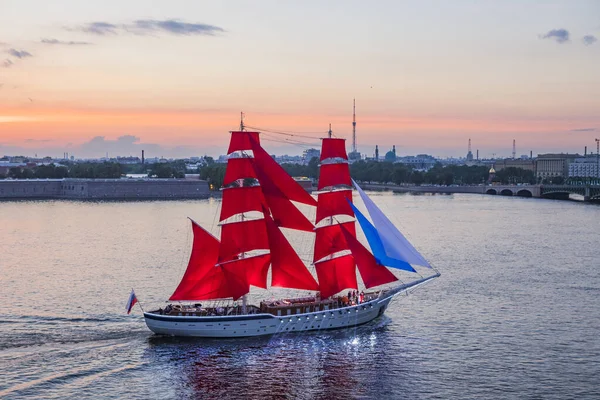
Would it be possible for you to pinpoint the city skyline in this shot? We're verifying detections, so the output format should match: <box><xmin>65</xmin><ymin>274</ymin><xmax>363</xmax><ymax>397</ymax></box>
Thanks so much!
<box><xmin>1</xmin><ymin>1</ymin><xmax>599</xmax><ymax>158</ymax></box>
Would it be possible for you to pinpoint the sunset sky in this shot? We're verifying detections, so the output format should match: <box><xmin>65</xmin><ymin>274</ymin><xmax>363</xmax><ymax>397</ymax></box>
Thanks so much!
<box><xmin>1</xmin><ymin>0</ymin><xmax>599</xmax><ymax>158</ymax></box>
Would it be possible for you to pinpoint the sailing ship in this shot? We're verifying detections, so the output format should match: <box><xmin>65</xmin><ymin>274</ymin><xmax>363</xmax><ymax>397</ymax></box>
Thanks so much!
<box><xmin>143</xmin><ymin>122</ymin><xmax>440</xmax><ymax>337</ymax></box>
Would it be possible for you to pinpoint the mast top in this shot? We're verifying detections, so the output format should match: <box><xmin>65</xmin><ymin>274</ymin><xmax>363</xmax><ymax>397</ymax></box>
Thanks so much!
<box><xmin>328</xmin><ymin>124</ymin><xmax>332</xmax><ymax>139</ymax></box>
<box><xmin>240</xmin><ymin>112</ymin><xmax>245</xmax><ymax>132</ymax></box>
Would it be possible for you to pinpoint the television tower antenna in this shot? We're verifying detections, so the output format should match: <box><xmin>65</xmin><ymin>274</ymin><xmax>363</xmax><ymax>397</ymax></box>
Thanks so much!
<box><xmin>512</xmin><ymin>139</ymin><xmax>516</xmax><ymax>159</ymax></box>
<box><xmin>352</xmin><ymin>99</ymin><xmax>357</xmax><ymax>153</ymax></box>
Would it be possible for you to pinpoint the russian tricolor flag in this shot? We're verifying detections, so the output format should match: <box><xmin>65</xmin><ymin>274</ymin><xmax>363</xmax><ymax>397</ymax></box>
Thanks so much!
<box><xmin>125</xmin><ymin>289</ymin><xmax>138</xmax><ymax>314</ymax></box>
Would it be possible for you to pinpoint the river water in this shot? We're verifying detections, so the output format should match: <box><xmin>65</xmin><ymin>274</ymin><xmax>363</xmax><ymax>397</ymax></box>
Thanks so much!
<box><xmin>0</xmin><ymin>193</ymin><xmax>599</xmax><ymax>399</ymax></box>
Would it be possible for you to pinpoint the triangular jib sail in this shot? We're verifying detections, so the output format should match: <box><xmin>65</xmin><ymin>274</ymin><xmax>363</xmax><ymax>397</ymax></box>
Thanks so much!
<box><xmin>352</xmin><ymin>179</ymin><xmax>432</xmax><ymax>268</ymax></box>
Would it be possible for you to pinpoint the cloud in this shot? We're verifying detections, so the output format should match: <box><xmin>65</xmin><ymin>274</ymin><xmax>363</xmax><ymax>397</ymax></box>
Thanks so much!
<box><xmin>570</xmin><ymin>128</ymin><xmax>596</xmax><ymax>132</ymax></box>
<box><xmin>2</xmin><ymin>59</ymin><xmax>13</xmax><ymax>68</ymax></box>
<box><xmin>79</xmin><ymin>135</ymin><xmax>162</xmax><ymax>157</ymax></box>
<box><xmin>583</xmin><ymin>35</ymin><xmax>598</xmax><ymax>46</ymax></box>
<box><xmin>41</xmin><ymin>38</ymin><xmax>92</xmax><ymax>45</ymax></box>
<box><xmin>540</xmin><ymin>29</ymin><xmax>570</xmax><ymax>43</ymax></box>
<box><xmin>69</xmin><ymin>19</ymin><xmax>225</xmax><ymax>37</ymax></box>
<box><xmin>25</xmin><ymin>138</ymin><xmax>53</xmax><ymax>143</ymax></box>
<box><xmin>74</xmin><ymin>21</ymin><xmax>119</xmax><ymax>35</ymax></box>
<box><xmin>128</xmin><ymin>20</ymin><xmax>225</xmax><ymax>36</ymax></box>
<box><xmin>7</xmin><ymin>48</ymin><xmax>32</xmax><ymax>58</ymax></box>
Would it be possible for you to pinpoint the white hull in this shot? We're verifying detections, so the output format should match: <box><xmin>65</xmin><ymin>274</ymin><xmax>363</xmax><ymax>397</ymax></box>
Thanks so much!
<box><xmin>144</xmin><ymin>274</ymin><xmax>438</xmax><ymax>338</ymax></box>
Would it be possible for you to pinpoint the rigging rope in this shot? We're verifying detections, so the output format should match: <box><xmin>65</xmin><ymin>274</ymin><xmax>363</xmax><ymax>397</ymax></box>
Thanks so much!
<box><xmin>245</xmin><ymin>125</ymin><xmax>326</xmax><ymax>140</ymax></box>
<box><xmin>260</xmin><ymin>135</ymin><xmax>316</xmax><ymax>148</ymax></box>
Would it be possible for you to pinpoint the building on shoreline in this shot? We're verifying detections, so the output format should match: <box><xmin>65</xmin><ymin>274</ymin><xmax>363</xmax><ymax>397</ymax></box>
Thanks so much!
<box><xmin>569</xmin><ymin>156</ymin><xmax>600</xmax><ymax>178</ymax></box>
<box><xmin>536</xmin><ymin>153</ymin><xmax>580</xmax><ymax>179</ymax></box>
<box><xmin>0</xmin><ymin>178</ymin><xmax>209</xmax><ymax>200</ymax></box>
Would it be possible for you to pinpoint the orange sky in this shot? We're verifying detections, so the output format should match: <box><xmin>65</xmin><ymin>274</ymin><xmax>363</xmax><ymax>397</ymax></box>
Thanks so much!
<box><xmin>1</xmin><ymin>1</ymin><xmax>599</xmax><ymax>157</ymax></box>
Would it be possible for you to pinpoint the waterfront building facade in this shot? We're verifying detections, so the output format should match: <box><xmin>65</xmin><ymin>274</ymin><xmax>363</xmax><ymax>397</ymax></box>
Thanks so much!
<box><xmin>535</xmin><ymin>153</ymin><xmax>580</xmax><ymax>179</ymax></box>
<box><xmin>397</xmin><ymin>154</ymin><xmax>437</xmax><ymax>171</ymax></box>
<box><xmin>568</xmin><ymin>157</ymin><xmax>600</xmax><ymax>178</ymax></box>
<box><xmin>493</xmin><ymin>158</ymin><xmax>536</xmax><ymax>173</ymax></box>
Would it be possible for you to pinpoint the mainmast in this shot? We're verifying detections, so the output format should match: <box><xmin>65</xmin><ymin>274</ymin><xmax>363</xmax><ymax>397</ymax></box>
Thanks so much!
<box><xmin>313</xmin><ymin>130</ymin><xmax>358</xmax><ymax>298</ymax></box>
<box><xmin>313</xmin><ymin>129</ymin><xmax>398</xmax><ymax>299</ymax></box>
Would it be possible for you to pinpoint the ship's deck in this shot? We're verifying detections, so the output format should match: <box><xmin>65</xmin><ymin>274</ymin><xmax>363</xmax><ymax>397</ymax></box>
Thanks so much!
<box><xmin>151</xmin><ymin>291</ymin><xmax>383</xmax><ymax>318</ymax></box>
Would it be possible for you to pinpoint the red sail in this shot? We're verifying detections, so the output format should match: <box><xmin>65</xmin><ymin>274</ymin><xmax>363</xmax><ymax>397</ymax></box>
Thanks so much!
<box><xmin>313</xmin><ymin>222</ymin><xmax>356</xmax><ymax>263</ymax></box>
<box><xmin>236</xmin><ymin>253</ymin><xmax>271</xmax><ymax>289</ymax></box>
<box><xmin>185</xmin><ymin>263</ymin><xmax>249</xmax><ymax>301</ymax></box>
<box><xmin>223</xmin><ymin>157</ymin><xmax>257</xmax><ymax>186</ymax></box>
<box><xmin>340</xmin><ymin>224</ymin><xmax>398</xmax><ymax>288</ymax></box>
<box><xmin>227</xmin><ymin>131</ymin><xmax>260</xmax><ymax>154</ymax></box>
<box><xmin>169</xmin><ymin>220</ymin><xmax>220</xmax><ymax>301</ymax></box>
<box><xmin>184</xmin><ymin>253</ymin><xmax>271</xmax><ymax>301</ymax></box>
<box><xmin>314</xmin><ymin>255</ymin><xmax>358</xmax><ymax>299</ymax></box>
<box><xmin>320</xmin><ymin>138</ymin><xmax>348</xmax><ymax>161</ymax></box>
<box><xmin>250</xmin><ymin>137</ymin><xmax>317</xmax><ymax>206</ymax></box>
<box><xmin>218</xmin><ymin>219</ymin><xmax>269</xmax><ymax>262</ymax></box>
<box><xmin>315</xmin><ymin>190</ymin><xmax>354</xmax><ymax>224</ymax></box>
<box><xmin>263</xmin><ymin>209</ymin><xmax>319</xmax><ymax>291</ymax></box>
<box><xmin>219</xmin><ymin>186</ymin><xmax>266</xmax><ymax>222</ymax></box>
<box><xmin>318</xmin><ymin>163</ymin><xmax>351</xmax><ymax>190</ymax></box>
<box><xmin>264</xmin><ymin>191</ymin><xmax>314</xmax><ymax>232</ymax></box>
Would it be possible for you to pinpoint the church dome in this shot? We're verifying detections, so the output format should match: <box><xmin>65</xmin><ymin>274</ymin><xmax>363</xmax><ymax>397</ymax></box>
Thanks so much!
<box><xmin>489</xmin><ymin>166</ymin><xmax>496</xmax><ymax>174</ymax></box>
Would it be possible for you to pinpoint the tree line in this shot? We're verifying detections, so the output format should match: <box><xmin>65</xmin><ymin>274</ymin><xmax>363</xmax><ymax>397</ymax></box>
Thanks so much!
<box><xmin>198</xmin><ymin>158</ymin><xmax>506</xmax><ymax>189</ymax></box>
<box><xmin>1</xmin><ymin>158</ymin><xmax>539</xmax><ymax>187</ymax></box>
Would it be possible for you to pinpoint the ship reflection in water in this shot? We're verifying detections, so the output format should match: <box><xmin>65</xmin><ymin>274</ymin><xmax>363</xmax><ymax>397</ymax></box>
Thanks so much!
<box><xmin>144</xmin><ymin>317</ymin><xmax>419</xmax><ymax>399</ymax></box>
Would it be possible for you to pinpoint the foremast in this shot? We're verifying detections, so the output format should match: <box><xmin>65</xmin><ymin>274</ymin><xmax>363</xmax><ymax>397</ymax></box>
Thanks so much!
<box><xmin>169</xmin><ymin>123</ymin><xmax>318</xmax><ymax>304</ymax></box>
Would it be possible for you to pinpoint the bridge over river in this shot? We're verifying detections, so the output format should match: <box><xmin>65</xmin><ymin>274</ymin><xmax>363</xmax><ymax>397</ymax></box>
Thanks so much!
<box><xmin>361</xmin><ymin>183</ymin><xmax>600</xmax><ymax>202</ymax></box>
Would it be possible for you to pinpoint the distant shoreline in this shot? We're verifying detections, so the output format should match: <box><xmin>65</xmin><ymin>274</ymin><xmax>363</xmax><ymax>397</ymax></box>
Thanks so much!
<box><xmin>0</xmin><ymin>178</ymin><xmax>211</xmax><ymax>201</ymax></box>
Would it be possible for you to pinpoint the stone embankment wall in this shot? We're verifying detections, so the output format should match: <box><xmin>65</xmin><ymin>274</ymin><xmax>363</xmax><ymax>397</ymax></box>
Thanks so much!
<box><xmin>0</xmin><ymin>179</ymin><xmax>210</xmax><ymax>200</ymax></box>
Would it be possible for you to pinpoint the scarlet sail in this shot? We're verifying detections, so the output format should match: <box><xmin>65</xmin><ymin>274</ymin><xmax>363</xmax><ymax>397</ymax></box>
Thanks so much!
<box><xmin>238</xmin><ymin>253</ymin><xmax>271</xmax><ymax>289</ymax></box>
<box><xmin>218</xmin><ymin>219</ymin><xmax>269</xmax><ymax>262</ymax></box>
<box><xmin>169</xmin><ymin>220</ymin><xmax>221</xmax><ymax>301</ymax></box>
<box><xmin>223</xmin><ymin>157</ymin><xmax>257</xmax><ymax>186</ymax></box>
<box><xmin>227</xmin><ymin>131</ymin><xmax>260</xmax><ymax>154</ymax></box>
<box><xmin>315</xmin><ymin>190</ymin><xmax>354</xmax><ymax>224</ymax></box>
<box><xmin>186</xmin><ymin>263</ymin><xmax>248</xmax><ymax>301</ymax></box>
<box><xmin>320</xmin><ymin>138</ymin><xmax>348</xmax><ymax>161</ymax></box>
<box><xmin>314</xmin><ymin>255</ymin><xmax>358</xmax><ymax>299</ymax></box>
<box><xmin>340</xmin><ymin>224</ymin><xmax>398</xmax><ymax>288</ymax></box>
<box><xmin>263</xmin><ymin>209</ymin><xmax>319</xmax><ymax>291</ymax></box>
<box><xmin>313</xmin><ymin>222</ymin><xmax>356</xmax><ymax>263</ymax></box>
<box><xmin>250</xmin><ymin>137</ymin><xmax>317</xmax><ymax>206</ymax></box>
<box><xmin>219</xmin><ymin>186</ymin><xmax>266</xmax><ymax>222</ymax></box>
<box><xmin>318</xmin><ymin>163</ymin><xmax>352</xmax><ymax>190</ymax></box>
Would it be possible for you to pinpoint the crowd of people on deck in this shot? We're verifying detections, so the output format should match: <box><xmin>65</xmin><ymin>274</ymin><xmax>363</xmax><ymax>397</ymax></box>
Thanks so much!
<box><xmin>341</xmin><ymin>290</ymin><xmax>365</xmax><ymax>306</ymax></box>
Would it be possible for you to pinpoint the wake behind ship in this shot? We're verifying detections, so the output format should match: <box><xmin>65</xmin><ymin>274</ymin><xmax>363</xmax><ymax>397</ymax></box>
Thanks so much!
<box><xmin>142</xmin><ymin>120</ymin><xmax>439</xmax><ymax>337</ymax></box>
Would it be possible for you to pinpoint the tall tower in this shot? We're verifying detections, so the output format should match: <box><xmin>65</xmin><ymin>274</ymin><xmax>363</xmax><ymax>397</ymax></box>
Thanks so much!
<box><xmin>466</xmin><ymin>138</ymin><xmax>474</xmax><ymax>162</ymax></box>
<box><xmin>375</xmin><ymin>145</ymin><xmax>379</xmax><ymax>160</ymax></box>
<box><xmin>512</xmin><ymin>139</ymin><xmax>516</xmax><ymax>159</ymax></box>
<box><xmin>352</xmin><ymin>99</ymin><xmax>357</xmax><ymax>153</ymax></box>
<box><xmin>348</xmin><ymin>99</ymin><xmax>361</xmax><ymax>160</ymax></box>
